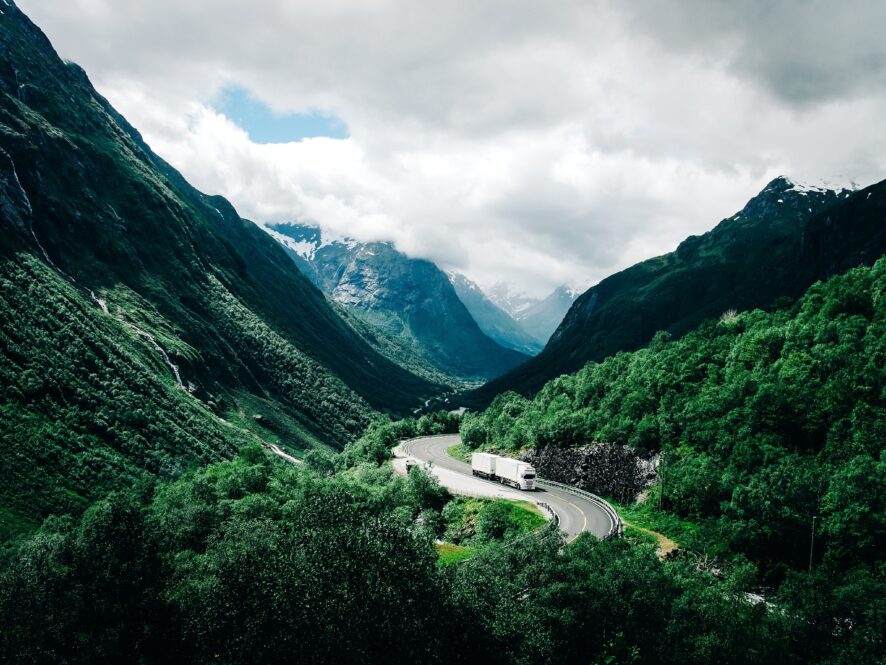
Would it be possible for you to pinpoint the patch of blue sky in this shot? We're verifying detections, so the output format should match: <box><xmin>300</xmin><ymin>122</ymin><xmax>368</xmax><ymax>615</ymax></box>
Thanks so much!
<box><xmin>213</xmin><ymin>86</ymin><xmax>348</xmax><ymax>143</ymax></box>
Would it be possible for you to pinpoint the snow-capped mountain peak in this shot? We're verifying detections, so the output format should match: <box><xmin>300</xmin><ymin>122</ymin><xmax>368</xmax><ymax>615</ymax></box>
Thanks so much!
<box><xmin>782</xmin><ymin>175</ymin><xmax>860</xmax><ymax>195</ymax></box>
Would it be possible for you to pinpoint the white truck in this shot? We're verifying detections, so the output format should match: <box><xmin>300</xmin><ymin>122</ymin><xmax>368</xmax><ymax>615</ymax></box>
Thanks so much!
<box><xmin>471</xmin><ymin>453</ymin><xmax>536</xmax><ymax>490</ymax></box>
<box><xmin>494</xmin><ymin>456</ymin><xmax>537</xmax><ymax>490</ymax></box>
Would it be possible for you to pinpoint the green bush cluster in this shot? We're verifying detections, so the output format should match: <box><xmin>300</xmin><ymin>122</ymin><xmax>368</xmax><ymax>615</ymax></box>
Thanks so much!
<box><xmin>441</xmin><ymin>497</ymin><xmax>546</xmax><ymax>545</ymax></box>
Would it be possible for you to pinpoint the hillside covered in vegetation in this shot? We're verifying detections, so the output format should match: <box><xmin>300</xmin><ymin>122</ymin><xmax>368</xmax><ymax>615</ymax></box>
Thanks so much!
<box><xmin>471</xmin><ymin>176</ymin><xmax>886</xmax><ymax>405</ymax></box>
<box><xmin>462</xmin><ymin>257</ymin><xmax>886</xmax><ymax>614</ymax></box>
<box><xmin>3</xmin><ymin>425</ymin><xmax>881</xmax><ymax>665</ymax></box>
<box><xmin>269</xmin><ymin>223</ymin><xmax>530</xmax><ymax>383</ymax></box>
<box><xmin>0</xmin><ymin>3</ymin><xmax>883</xmax><ymax>664</ymax></box>
<box><xmin>0</xmin><ymin>2</ymin><xmax>441</xmax><ymax>532</ymax></box>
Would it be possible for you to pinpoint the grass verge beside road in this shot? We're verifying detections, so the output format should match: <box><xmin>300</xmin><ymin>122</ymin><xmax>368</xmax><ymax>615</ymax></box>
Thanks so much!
<box><xmin>447</xmin><ymin>443</ymin><xmax>472</xmax><ymax>463</ymax></box>
<box><xmin>436</xmin><ymin>498</ymin><xmax>547</xmax><ymax>564</ymax></box>
<box><xmin>612</xmin><ymin>497</ymin><xmax>699</xmax><ymax>557</ymax></box>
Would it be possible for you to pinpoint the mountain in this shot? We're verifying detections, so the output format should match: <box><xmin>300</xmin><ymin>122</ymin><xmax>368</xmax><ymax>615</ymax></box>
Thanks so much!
<box><xmin>266</xmin><ymin>223</ymin><xmax>530</xmax><ymax>383</ymax></box>
<box><xmin>468</xmin><ymin>176</ymin><xmax>886</xmax><ymax>405</ymax></box>
<box><xmin>447</xmin><ymin>273</ymin><xmax>543</xmax><ymax>355</ymax></box>
<box><xmin>517</xmin><ymin>285</ymin><xmax>578</xmax><ymax>343</ymax></box>
<box><xmin>487</xmin><ymin>282</ymin><xmax>578</xmax><ymax>344</ymax></box>
<box><xmin>0</xmin><ymin>3</ymin><xmax>442</xmax><ymax>530</ymax></box>
<box><xmin>486</xmin><ymin>283</ymin><xmax>539</xmax><ymax>318</ymax></box>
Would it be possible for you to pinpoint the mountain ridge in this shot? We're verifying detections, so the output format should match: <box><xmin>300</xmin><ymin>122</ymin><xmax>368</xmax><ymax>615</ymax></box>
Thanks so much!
<box><xmin>467</xmin><ymin>175</ymin><xmax>886</xmax><ymax>406</ymax></box>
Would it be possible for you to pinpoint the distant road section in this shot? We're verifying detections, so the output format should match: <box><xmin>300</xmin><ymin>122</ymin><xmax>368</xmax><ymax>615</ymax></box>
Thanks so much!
<box><xmin>393</xmin><ymin>435</ymin><xmax>614</xmax><ymax>540</ymax></box>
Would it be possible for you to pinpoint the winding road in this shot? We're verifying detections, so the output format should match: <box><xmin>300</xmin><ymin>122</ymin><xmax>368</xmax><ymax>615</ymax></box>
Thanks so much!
<box><xmin>394</xmin><ymin>435</ymin><xmax>614</xmax><ymax>541</ymax></box>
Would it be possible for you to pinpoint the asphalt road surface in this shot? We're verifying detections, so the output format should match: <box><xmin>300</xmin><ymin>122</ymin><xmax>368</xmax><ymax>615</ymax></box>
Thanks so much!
<box><xmin>395</xmin><ymin>434</ymin><xmax>613</xmax><ymax>541</ymax></box>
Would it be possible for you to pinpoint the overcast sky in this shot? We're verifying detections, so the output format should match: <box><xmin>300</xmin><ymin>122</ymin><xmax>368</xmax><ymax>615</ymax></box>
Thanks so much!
<box><xmin>19</xmin><ymin>0</ymin><xmax>886</xmax><ymax>296</ymax></box>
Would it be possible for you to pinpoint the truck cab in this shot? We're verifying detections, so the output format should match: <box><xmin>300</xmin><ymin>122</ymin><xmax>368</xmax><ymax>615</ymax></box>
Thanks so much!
<box><xmin>518</xmin><ymin>466</ymin><xmax>536</xmax><ymax>491</ymax></box>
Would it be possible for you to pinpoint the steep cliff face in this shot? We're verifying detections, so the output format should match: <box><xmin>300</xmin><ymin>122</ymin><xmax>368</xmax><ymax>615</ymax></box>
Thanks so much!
<box><xmin>524</xmin><ymin>444</ymin><xmax>657</xmax><ymax>501</ymax></box>
<box><xmin>469</xmin><ymin>176</ymin><xmax>886</xmax><ymax>405</ymax></box>
<box><xmin>267</xmin><ymin>224</ymin><xmax>530</xmax><ymax>383</ymax></box>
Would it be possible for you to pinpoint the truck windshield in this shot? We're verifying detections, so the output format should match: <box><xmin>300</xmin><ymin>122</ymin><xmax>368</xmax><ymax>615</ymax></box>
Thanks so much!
<box><xmin>523</xmin><ymin>472</ymin><xmax>536</xmax><ymax>479</ymax></box>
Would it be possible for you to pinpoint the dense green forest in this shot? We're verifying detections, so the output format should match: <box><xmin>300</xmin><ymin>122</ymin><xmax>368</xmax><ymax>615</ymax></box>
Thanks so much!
<box><xmin>0</xmin><ymin>254</ymin><xmax>247</xmax><ymax>536</ymax></box>
<box><xmin>4</xmin><ymin>422</ymin><xmax>881</xmax><ymax>665</ymax></box>
<box><xmin>2</xmin><ymin>258</ymin><xmax>883</xmax><ymax>662</ymax></box>
<box><xmin>460</xmin><ymin>257</ymin><xmax>886</xmax><ymax>651</ymax></box>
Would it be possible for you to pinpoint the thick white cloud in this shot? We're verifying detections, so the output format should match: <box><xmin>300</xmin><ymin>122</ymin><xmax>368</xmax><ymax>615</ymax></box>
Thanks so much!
<box><xmin>18</xmin><ymin>0</ymin><xmax>886</xmax><ymax>296</ymax></box>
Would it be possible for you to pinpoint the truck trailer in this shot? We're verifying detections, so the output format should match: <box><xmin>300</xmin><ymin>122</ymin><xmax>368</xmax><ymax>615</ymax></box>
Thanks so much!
<box><xmin>471</xmin><ymin>452</ymin><xmax>497</xmax><ymax>480</ymax></box>
<box><xmin>471</xmin><ymin>453</ymin><xmax>536</xmax><ymax>490</ymax></box>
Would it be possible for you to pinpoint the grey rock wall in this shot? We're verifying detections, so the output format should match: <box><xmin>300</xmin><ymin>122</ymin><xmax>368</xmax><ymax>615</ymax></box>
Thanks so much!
<box><xmin>524</xmin><ymin>443</ymin><xmax>657</xmax><ymax>502</ymax></box>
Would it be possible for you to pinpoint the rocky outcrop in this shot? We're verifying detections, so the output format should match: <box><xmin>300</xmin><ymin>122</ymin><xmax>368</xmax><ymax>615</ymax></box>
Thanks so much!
<box><xmin>524</xmin><ymin>443</ymin><xmax>657</xmax><ymax>502</ymax></box>
<box><xmin>0</xmin><ymin>148</ymin><xmax>33</xmax><ymax>236</ymax></box>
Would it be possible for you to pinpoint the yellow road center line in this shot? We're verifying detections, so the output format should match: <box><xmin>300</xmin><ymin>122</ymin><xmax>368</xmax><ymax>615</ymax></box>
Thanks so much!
<box><xmin>563</xmin><ymin>498</ymin><xmax>588</xmax><ymax>536</ymax></box>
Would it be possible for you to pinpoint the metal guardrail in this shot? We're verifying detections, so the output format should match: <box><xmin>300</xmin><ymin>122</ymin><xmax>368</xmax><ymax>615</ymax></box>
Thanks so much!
<box><xmin>536</xmin><ymin>501</ymin><xmax>560</xmax><ymax>527</ymax></box>
<box><xmin>536</xmin><ymin>478</ymin><xmax>623</xmax><ymax>540</ymax></box>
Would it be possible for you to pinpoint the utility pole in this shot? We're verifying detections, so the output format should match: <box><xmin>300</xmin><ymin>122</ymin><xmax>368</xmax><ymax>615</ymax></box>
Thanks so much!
<box><xmin>808</xmin><ymin>515</ymin><xmax>817</xmax><ymax>572</ymax></box>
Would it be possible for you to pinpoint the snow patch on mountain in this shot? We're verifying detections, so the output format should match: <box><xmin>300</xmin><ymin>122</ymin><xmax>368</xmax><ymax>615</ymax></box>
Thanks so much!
<box><xmin>447</xmin><ymin>271</ymin><xmax>483</xmax><ymax>294</ymax></box>
<box><xmin>486</xmin><ymin>282</ymin><xmax>538</xmax><ymax>317</ymax></box>
<box><xmin>784</xmin><ymin>176</ymin><xmax>860</xmax><ymax>195</ymax></box>
<box><xmin>262</xmin><ymin>226</ymin><xmax>319</xmax><ymax>259</ymax></box>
